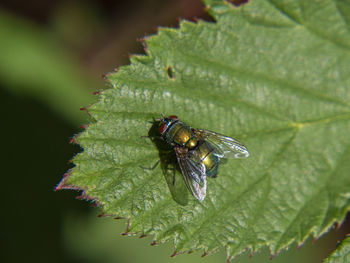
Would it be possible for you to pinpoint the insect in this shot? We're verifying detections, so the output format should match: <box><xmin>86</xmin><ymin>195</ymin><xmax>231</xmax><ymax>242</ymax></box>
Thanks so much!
<box><xmin>159</xmin><ymin>115</ymin><xmax>249</xmax><ymax>201</ymax></box>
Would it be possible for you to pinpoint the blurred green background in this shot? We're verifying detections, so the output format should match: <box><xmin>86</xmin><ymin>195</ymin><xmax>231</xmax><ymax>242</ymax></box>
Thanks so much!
<box><xmin>1</xmin><ymin>1</ymin><xmax>348</xmax><ymax>262</ymax></box>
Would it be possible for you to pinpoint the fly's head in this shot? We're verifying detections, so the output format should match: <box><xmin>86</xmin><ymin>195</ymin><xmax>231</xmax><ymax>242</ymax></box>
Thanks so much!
<box><xmin>159</xmin><ymin>115</ymin><xmax>178</xmax><ymax>136</ymax></box>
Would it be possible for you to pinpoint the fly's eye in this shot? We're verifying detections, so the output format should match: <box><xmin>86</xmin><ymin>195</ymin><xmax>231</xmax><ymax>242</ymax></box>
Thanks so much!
<box><xmin>169</xmin><ymin>115</ymin><xmax>178</xmax><ymax>120</ymax></box>
<box><xmin>159</xmin><ymin>122</ymin><xmax>168</xmax><ymax>134</ymax></box>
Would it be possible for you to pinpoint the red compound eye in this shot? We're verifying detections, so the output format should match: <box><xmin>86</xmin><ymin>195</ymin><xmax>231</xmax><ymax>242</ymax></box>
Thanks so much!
<box><xmin>159</xmin><ymin>122</ymin><xmax>168</xmax><ymax>134</ymax></box>
<box><xmin>169</xmin><ymin>115</ymin><xmax>178</xmax><ymax>120</ymax></box>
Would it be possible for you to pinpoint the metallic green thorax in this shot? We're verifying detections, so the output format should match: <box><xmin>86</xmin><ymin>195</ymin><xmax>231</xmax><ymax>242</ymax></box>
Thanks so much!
<box><xmin>166</xmin><ymin>121</ymin><xmax>197</xmax><ymax>148</ymax></box>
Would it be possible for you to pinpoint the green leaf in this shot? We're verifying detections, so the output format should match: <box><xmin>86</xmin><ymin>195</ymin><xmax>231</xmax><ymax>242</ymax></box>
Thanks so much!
<box><xmin>59</xmin><ymin>0</ymin><xmax>350</xmax><ymax>260</ymax></box>
<box><xmin>324</xmin><ymin>236</ymin><xmax>350</xmax><ymax>263</ymax></box>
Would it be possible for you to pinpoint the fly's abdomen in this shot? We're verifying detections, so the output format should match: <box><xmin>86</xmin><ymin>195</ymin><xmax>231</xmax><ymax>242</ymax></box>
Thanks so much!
<box><xmin>190</xmin><ymin>141</ymin><xmax>219</xmax><ymax>178</ymax></box>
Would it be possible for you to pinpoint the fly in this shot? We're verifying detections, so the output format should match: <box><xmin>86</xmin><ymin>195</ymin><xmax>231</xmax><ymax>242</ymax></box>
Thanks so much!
<box><xmin>158</xmin><ymin>115</ymin><xmax>249</xmax><ymax>201</ymax></box>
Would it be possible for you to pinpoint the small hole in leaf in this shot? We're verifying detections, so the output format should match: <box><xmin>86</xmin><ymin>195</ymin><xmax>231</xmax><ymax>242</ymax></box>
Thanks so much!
<box><xmin>166</xmin><ymin>66</ymin><xmax>175</xmax><ymax>79</ymax></box>
<box><xmin>227</xmin><ymin>0</ymin><xmax>249</xmax><ymax>7</ymax></box>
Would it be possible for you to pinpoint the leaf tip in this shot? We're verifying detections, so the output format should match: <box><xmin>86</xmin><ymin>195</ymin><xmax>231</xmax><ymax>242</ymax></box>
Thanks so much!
<box><xmin>202</xmin><ymin>248</ymin><xmax>217</xmax><ymax>257</ymax></box>
<box><xmin>249</xmin><ymin>251</ymin><xmax>255</xmax><ymax>258</ymax></box>
<box><xmin>93</xmin><ymin>89</ymin><xmax>102</xmax><ymax>96</ymax></box>
<box><xmin>76</xmin><ymin>192</ymin><xmax>100</xmax><ymax>207</ymax></box>
<box><xmin>137</xmin><ymin>37</ymin><xmax>148</xmax><ymax>52</ymax></box>
<box><xmin>97</xmin><ymin>213</ymin><xmax>114</xmax><ymax>218</ymax></box>
<box><xmin>69</xmin><ymin>133</ymin><xmax>81</xmax><ymax>144</ymax></box>
<box><xmin>80</xmin><ymin>103</ymin><xmax>95</xmax><ymax>117</ymax></box>
<box><xmin>170</xmin><ymin>251</ymin><xmax>179</xmax><ymax>257</ymax></box>
<box><xmin>69</xmin><ymin>136</ymin><xmax>75</xmax><ymax>144</ymax></box>
<box><xmin>55</xmin><ymin>170</ymin><xmax>80</xmax><ymax>191</ymax></box>
<box><xmin>122</xmin><ymin>232</ymin><xmax>136</xmax><ymax>236</ymax></box>
<box><xmin>104</xmin><ymin>69</ymin><xmax>119</xmax><ymax>83</ymax></box>
<box><xmin>297</xmin><ymin>243</ymin><xmax>302</xmax><ymax>250</ymax></box>
<box><xmin>150</xmin><ymin>241</ymin><xmax>157</xmax><ymax>246</ymax></box>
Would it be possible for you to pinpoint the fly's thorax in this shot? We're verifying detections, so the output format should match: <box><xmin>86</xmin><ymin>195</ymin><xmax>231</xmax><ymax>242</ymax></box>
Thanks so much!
<box><xmin>166</xmin><ymin>122</ymin><xmax>196</xmax><ymax>147</ymax></box>
<box><xmin>190</xmin><ymin>141</ymin><xmax>219</xmax><ymax>178</ymax></box>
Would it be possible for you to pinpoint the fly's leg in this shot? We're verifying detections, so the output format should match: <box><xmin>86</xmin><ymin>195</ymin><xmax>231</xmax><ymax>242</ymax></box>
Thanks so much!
<box><xmin>172</xmin><ymin>166</ymin><xmax>176</xmax><ymax>185</ymax></box>
<box><xmin>140</xmin><ymin>160</ymin><xmax>160</xmax><ymax>170</ymax></box>
<box><xmin>141</xmin><ymin>135</ymin><xmax>162</xmax><ymax>140</ymax></box>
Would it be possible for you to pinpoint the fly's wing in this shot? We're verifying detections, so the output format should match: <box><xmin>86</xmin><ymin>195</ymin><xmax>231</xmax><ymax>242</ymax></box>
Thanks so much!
<box><xmin>194</xmin><ymin>129</ymin><xmax>249</xmax><ymax>159</ymax></box>
<box><xmin>175</xmin><ymin>148</ymin><xmax>207</xmax><ymax>201</ymax></box>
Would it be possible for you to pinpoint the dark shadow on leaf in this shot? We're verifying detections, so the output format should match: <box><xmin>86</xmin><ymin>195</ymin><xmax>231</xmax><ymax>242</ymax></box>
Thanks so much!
<box><xmin>147</xmin><ymin>119</ymin><xmax>189</xmax><ymax>206</ymax></box>
<box><xmin>166</xmin><ymin>66</ymin><xmax>175</xmax><ymax>79</ymax></box>
<box><xmin>227</xmin><ymin>0</ymin><xmax>249</xmax><ymax>7</ymax></box>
